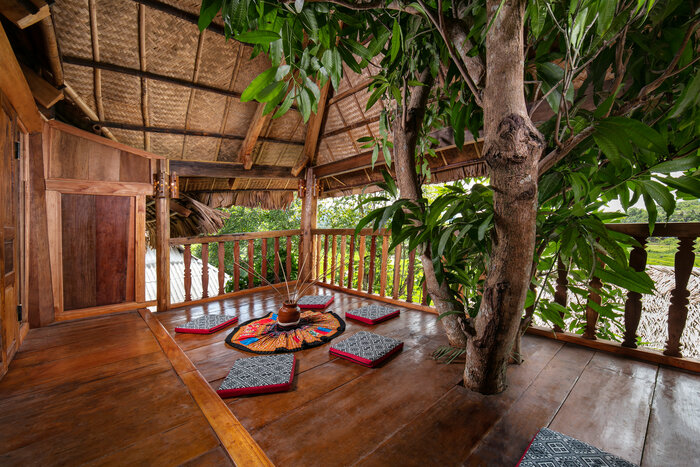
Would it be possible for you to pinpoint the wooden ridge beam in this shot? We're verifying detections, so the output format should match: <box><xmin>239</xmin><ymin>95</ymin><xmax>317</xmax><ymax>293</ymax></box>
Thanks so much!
<box><xmin>238</xmin><ymin>103</ymin><xmax>270</xmax><ymax>169</ymax></box>
<box><xmin>328</xmin><ymin>79</ymin><xmax>372</xmax><ymax>105</ymax></box>
<box><xmin>94</xmin><ymin>121</ymin><xmax>304</xmax><ymax>145</ymax></box>
<box><xmin>292</xmin><ymin>80</ymin><xmax>333</xmax><ymax>176</ymax></box>
<box><xmin>62</xmin><ymin>56</ymin><xmax>244</xmax><ymax>100</ymax></box>
<box><xmin>170</xmin><ymin>160</ymin><xmax>300</xmax><ymax>179</ymax></box>
<box><xmin>0</xmin><ymin>0</ymin><xmax>50</xmax><ymax>29</ymax></box>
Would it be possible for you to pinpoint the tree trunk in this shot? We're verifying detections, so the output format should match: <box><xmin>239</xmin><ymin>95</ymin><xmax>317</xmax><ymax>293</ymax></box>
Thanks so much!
<box><xmin>463</xmin><ymin>0</ymin><xmax>544</xmax><ymax>394</ymax></box>
<box><xmin>392</xmin><ymin>70</ymin><xmax>468</xmax><ymax>348</ymax></box>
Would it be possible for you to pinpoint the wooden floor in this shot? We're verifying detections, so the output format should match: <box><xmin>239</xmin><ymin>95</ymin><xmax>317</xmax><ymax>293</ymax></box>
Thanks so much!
<box><xmin>156</xmin><ymin>285</ymin><xmax>700</xmax><ymax>466</ymax></box>
<box><xmin>1</xmin><ymin>286</ymin><xmax>699</xmax><ymax>466</ymax></box>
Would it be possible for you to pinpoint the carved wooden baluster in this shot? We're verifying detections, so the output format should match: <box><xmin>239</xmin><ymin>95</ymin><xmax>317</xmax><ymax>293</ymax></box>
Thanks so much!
<box><xmin>392</xmin><ymin>244</ymin><xmax>402</xmax><ymax>299</ymax></box>
<box><xmin>273</xmin><ymin>237</ymin><xmax>280</xmax><ymax>283</ymax></box>
<box><xmin>664</xmin><ymin>237</ymin><xmax>696</xmax><ymax>357</ymax></box>
<box><xmin>323</xmin><ymin>234</ymin><xmax>328</xmax><ymax>282</ymax></box>
<box><xmin>217</xmin><ymin>241</ymin><xmax>225</xmax><ymax>296</ymax></box>
<box><xmin>233</xmin><ymin>240</ymin><xmax>240</xmax><ymax>291</ymax></box>
<box><xmin>184</xmin><ymin>244</ymin><xmax>192</xmax><ymax>302</ymax></box>
<box><xmin>315</xmin><ymin>234</ymin><xmax>322</xmax><ymax>281</ymax></box>
<box><xmin>583</xmin><ymin>274</ymin><xmax>602</xmax><ymax>339</ymax></box>
<box><xmin>339</xmin><ymin>235</ymin><xmax>346</xmax><ymax>287</ymax></box>
<box><xmin>406</xmin><ymin>249</ymin><xmax>416</xmax><ymax>303</ymax></box>
<box><xmin>357</xmin><ymin>235</ymin><xmax>366</xmax><ymax>291</ymax></box>
<box><xmin>622</xmin><ymin>237</ymin><xmax>648</xmax><ymax>348</ymax></box>
<box><xmin>201</xmin><ymin>243</ymin><xmax>209</xmax><ymax>299</ymax></box>
<box><xmin>380</xmin><ymin>235</ymin><xmax>389</xmax><ymax>297</ymax></box>
<box><xmin>286</xmin><ymin>236</ymin><xmax>292</xmax><ymax>281</ymax></box>
<box><xmin>553</xmin><ymin>258</ymin><xmax>568</xmax><ymax>332</ymax></box>
<box><xmin>298</xmin><ymin>236</ymin><xmax>303</xmax><ymax>281</ymax></box>
<box><xmin>261</xmin><ymin>238</ymin><xmax>268</xmax><ymax>284</ymax></box>
<box><xmin>367</xmin><ymin>236</ymin><xmax>377</xmax><ymax>294</ymax></box>
<box><xmin>330</xmin><ymin>234</ymin><xmax>337</xmax><ymax>285</ymax></box>
<box><xmin>347</xmin><ymin>235</ymin><xmax>355</xmax><ymax>289</ymax></box>
<box><xmin>247</xmin><ymin>239</ymin><xmax>255</xmax><ymax>289</ymax></box>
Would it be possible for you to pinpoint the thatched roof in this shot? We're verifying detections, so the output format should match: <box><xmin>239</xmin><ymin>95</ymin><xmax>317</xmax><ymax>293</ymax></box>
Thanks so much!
<box><xmin>13</xmin><ymin>0</ymin><xmax>485</xmax><ymax>235</ymax></box>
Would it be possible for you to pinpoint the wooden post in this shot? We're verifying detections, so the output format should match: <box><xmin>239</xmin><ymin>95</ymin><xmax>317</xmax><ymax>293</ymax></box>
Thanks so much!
<box><xmin>299</xmin><ymin>168</ymin><xmax>317</xmax><ymax>283</ymax></box>
<box><xmin>367</xmin><ymin>235</ymin><xmax>377</xmax><ymax>294</ymax></box>
<box><xmin>323</xmin><ymin>234</ymin><xmax>329</xmax><ymax>283</ymax></box>
<box><xmin>201</xmin><ymin>244</ymin><xmax>209</xmax><ymax>299</ymax></box>
<box><xmin>330</xmin><ymin>235</ymin><xmax>337</xmax><ymax>285</ymax></box>
<box><xmin>155</xmin><ymin>159</ymin><xmax>170</xmax><ymax>311</ymax></box>
<box><xmin>380</xmin><ymin>235</ymin><xmax>388</xmax><ymax>297</ymax></box>
<box><xmin>357</xmin><ymin>236</ymin><xmax>366</xmax><ymax>292</ymax></box>
<box><xmin>664</xmin><ymin>237</ymin><xmax>695</xmax><ymax>357</ymax></box>
<box><xmin>553</xmin><ymin>258</ymin><xmax>568</xmax><ymax>332</ymax></box>
<box><xmin>261</xmin><ymin>238</ymin><xmax>268</xmax><ymax>283</ymax></box>
<box><xmin>347</xmin><ymin>235</ymin><xmax>355</xmax><ymax>289</ymax></box>
<box><xmin>247</xmin><ymin>239</ymin><xmax>255</xmax><ymax>289</ymax></box>
<box><xmin>217</xmin><ymin>241</ymin><xmax>225</xmax><ymax>296</ymax></box>
<box><xmin>392</xmin><ymin>244</ymin><xmax>402</xmax><ymax>300</ymax></box>
<box><xmin>339</xmin><ymin>235</ymin><xmax>346</xmax><ymax>288</ymax></box>
<box><xmin>233</xmin><ymin>240</ymin><xmax>240</xmax><ymax>291</ymax></box>
<box><xmin>622</xmin><ymin>237</ymin><xmax>647</xmax><ymax>348</ymax></box>
<box><xmin>273</xmin><ymin>237</ymin><xmax>280</xmax><ymax>283</ymax></box>
<box><xmin>406</xmin><ymin>249</ymin><xmax>416</xmax><ymax>302</ymax></box>
<box><xmin>184</xmin><ymin>244</ymin><xmax>192</xmax><ymax>302</ymax></box>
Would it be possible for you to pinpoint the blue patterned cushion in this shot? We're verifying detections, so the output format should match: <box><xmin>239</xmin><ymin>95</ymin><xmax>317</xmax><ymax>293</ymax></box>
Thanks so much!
<box><xmin>518</xmin><ymin>428</ymin><xmax>638</xmax><ymax>467</ymax></box>
<box><xmin>217</xmin><ymin>354</ymin><xmax>295</xmax><ymax>397</ymax></box>
<box><xmin>330</xmin><ymin>331</ymin><xmax>403</xmax><ymax>366</ymax></box>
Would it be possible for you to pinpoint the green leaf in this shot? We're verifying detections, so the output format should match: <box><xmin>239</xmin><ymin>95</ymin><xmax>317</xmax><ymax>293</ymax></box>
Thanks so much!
<box><xmin>390</xmin><ymin>19</ymin><xmax>401</xmax><ymax>62</ymax></box>
<box><xmin>382</xmin><ymin>145</ymin><xmax>391</xmax><ymax>168</ymax></box>
<box><xmin>596</xmin><ymin>0</ymin><xmax>616</xmax><ymax>36</ymax></box>
<box><xmin>651</xmin><ymin>155</ymin><xmax>700</xmax><ymax>174</ymax></box>
<box><xmin>594</xmin><ymin>268</ymin><xmax>653</xmax><ymax>294</ymax></box>
<box><xmin>657</xmin><ymin>175</ymin><xmax>700</xmax><ymax>198</ymax></box>
<box><xmin>371</xmin><ymin>145</ymin><xmax>379</xmax><ymax>168</ymax></box>
<box><xmin>669</xmin><ymin>71</ymin><xmax>700</xmax><ymax>118</ymax></box>
<box><xmin>477</xmin><ymin>214</ymin><xmax>492</xmax><ymax>241</ymax></box>
<box><xmin>344</xmin><ymin>39</ymin><xmax>372</xmax><ymax>62</ymax></box>
<box><xmin>298</xmin><ymin>87</ymin><xmax>312</xmax><ymax>122</ymax></box>
<box><xmin>273</xmin><ymin>89</ymin><xmax>294</xmax><ymax>118</ymax></box>
<box><xmin>640</xmin><ymin>180</ymin><xmax>675</xmax><ymax>217</ymax></box>
<box><xmin>241</xmin><ymin>67</ymin><xmax>278</xmax><ymax>102</ymax></box>
<box><xmin>198</xmin><ymin>0</ymin><xmax>221</xmax><ymax>32</ymax></box>
<box><xmin>235</xmin><ymin>30</ymin><xmax>281</xmax><ymax>45</ymax></box>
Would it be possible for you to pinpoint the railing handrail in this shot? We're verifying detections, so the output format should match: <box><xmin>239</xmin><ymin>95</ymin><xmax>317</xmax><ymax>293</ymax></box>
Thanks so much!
<box><xmin>605</xmin><ymin>222</ymin><xmax>700</xmax><ymax>238</ymax></box>
<box><xmin>170</xmin><ymin>229</ymin><xmax>302</xmax><ymax>245</ymax></box>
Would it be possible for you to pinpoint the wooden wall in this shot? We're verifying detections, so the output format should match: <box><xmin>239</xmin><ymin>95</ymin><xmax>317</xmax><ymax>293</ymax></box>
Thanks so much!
<box><xmin>44</xmin><ymin>121</ymin><xmax>158</xmax><ymax>321</ymax></box>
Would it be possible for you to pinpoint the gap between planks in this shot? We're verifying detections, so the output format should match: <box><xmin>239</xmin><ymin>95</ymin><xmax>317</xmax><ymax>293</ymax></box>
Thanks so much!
<box><xmin>137</xmin><ymin>308</ymin><xmax>274</xmax><ymax>467</ymax></box>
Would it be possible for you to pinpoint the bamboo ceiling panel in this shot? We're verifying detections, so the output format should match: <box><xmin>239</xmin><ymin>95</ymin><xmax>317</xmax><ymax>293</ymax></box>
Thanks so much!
<box><xmin>183</xmin><ymin>135</ymin><xmax>219</xmax><ymax>161</ymax></box>
<box><xmin>96</xmin><ymin>0</ymin><xmax>139</xmax><ymax>68</ymax></box>
<box><xmin>217</xmin><ymin>139</ymin><xmax>243</xmax><ymax>162</ymax></box>
<box><xmin>145</xmin><ymin>9</ymin><xmax>198</xmax><ymax>80</ymax></box>
<box><xmin>101</xmin><ymin>71</ymin><xmax>142</xmax><ymax>124</ymax></box>
<box><xmin>109</xmin><ymin>128</ymin><xmax>144</xmax><ymax>150</ymax></box>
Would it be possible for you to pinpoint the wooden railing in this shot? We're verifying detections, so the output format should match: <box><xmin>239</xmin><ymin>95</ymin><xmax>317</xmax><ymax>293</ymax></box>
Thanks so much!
<box><xmin>310</xmin><ymin>228</ymin><xmax>431</xmax><ymax>311</ymax></box>
<box><xmin>169</xmin><ymin>230</ymin><xmax>302</xmax><ymax>306</ymax></box>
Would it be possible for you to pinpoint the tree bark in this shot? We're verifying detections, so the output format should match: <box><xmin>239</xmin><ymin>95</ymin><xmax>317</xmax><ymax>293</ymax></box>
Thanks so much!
<box><xmin>392</xmin><ymin>70</ymin><xmax>468</xmax><ymax>348</ymax></box>
<box><xmin>463</xmin><ymin>0</ymin><xmax>544</xmax><ymax>394</ymax></box>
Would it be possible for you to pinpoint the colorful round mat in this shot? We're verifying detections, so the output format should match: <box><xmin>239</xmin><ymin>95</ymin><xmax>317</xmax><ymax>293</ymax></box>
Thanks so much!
<box><xmin>225</xmin><ymin>310</ymin><xmax>345</xmax><ymax>354</ymax></box>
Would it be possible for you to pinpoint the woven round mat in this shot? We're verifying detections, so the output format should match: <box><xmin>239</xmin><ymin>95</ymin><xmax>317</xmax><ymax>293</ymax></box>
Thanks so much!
<box><xmin>225</xmin><ymin>311</ymin><xmax>345</xmax><ymax>354</ymax></box>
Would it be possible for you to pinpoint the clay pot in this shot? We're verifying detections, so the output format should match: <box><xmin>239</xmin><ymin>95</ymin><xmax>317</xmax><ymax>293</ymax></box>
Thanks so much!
<box><xmin>277</xmin><ymin>301</ymin><xmax>300</xmax><ymax>329</ymax></box>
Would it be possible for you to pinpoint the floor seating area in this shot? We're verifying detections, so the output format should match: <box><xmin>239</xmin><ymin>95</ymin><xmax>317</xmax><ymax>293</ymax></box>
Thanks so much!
<box><xmin>0</xmin><ymin>285</ymin><xmax>698</xmax><ymax>465</ymax></box>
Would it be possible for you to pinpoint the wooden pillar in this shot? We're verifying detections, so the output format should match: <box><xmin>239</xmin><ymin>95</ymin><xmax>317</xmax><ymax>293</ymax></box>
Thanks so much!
<box><xmin>299</xmin><ymin>167</ymin><xmax>317</xmax><ymax>283</ymax></box>
<box><xmin>622</xmin><ymin>237</ymin><xmax>647</xmax><ymax>348</ymax></box>
<box><xmin>155</xmin><ymin>159</ymin><xmax>170</xmax><ymax>311</ymax></box>
<box><xmin>664</xmin><ymin>237</ymin><xmax>695</xmax><ymax>357</ymax></box>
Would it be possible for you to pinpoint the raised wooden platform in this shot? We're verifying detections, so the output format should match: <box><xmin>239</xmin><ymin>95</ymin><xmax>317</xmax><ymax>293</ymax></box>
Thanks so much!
<box><xmin>1</xmin><ymin>286</ymin><xmax>699</xmax><ymax>465</ymax></box>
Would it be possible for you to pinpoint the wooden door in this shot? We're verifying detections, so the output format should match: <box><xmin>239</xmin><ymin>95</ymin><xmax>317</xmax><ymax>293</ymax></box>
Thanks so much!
<box><xmin>0</xmin><ymin>96</ymin><xmax>21</xmax><ymax>375</ymax></box>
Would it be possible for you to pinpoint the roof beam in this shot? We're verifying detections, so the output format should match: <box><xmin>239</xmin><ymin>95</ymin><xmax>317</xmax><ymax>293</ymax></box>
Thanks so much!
<box><xmin>327</xmin><ymin>79</ymin><xmax>372</xmax><ymax>105</ymax></box>
<box><xmin>62</xmin><ymin>56</ymin><xmax>244</xmax><ymax>100</ymax></box>
<box><xmin>322</xmin><ymin>116</ymin><xmax>379</xmax><ymax>139</ymax></box>
<box><xmin>170</xmin><ymin>160</ymin><xmax>300</xmax><ymax>179</ymax></box>
<box><xmin>238</xmin><ymin>103</ymin><xmax>270</xmax><ymax>169</ymax></box>
<box><xmin>20</xmin><ymin>64</ymin><xmax>63</xmax><ymax>108</ymax></box>
<box><xmin>94</xmin><ymin>121</ymin><xmax>304</xmax><ymax>145</ymax></box>
<box><xmin>0</xmin><ymin>23</ymin><xmax>43</xmax><ymax>132</ymax></box>
<box><xmin>292</xmin><ymin>80</ymin><xmax>333</xmax><ymax>176</ymax></box>
<box><xmin>0</xmin><ymin>0</ymin><xmax>49</xmax><ymax>29</ymax></box>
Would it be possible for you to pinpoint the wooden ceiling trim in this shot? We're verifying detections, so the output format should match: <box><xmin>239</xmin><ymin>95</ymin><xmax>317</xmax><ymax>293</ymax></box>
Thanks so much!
<box><xmin>138</xmin><ymin>3</ymin><xmax>150</xmax><ymax>151</ymax></box>
<box><xmin>291</xmin><ymin>79</ymin><xmax>332</xmax><ymax>176</ymax></box>
<box><xmin>20</xmin><ymin>64</ymin><xmax>63</xmax><ymax>108</ymax></box>
<box><xmin>0</xmin><ymin>0</ymin><xmax>50</xmax><ymax>29</ymax></box>
<box><xmin>170</xmin><ymin>160</ymin><xmax>299</xmax><ymax>179</ymax></box>
<box><xmin>62</xmin><ymin>56</ymin><xmax>244</xmax><ymax>100</ymax></box>
<box><xmin>238</xmin><ymin>102</ymin><xmax>270</xmax><ymax>169</ymax></box>
<box><xmin>63</xmin><ymin>84</ymin><xmax>118</xmax><ymax>141</ymax></box>
<box><xmin>181</xmin><ymin>30</ymin><xmax>207</xmax><ymax>158</ymax></box>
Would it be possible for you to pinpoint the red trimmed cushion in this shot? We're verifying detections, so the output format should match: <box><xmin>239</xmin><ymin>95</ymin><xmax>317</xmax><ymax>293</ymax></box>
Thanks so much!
<box><xmin>329</xmin><ymin>331</ymin><xmax>403</xmax><ymax>367</ymax></box>
<box><xmin>345</xmin><ymin>305</ymin><xmax>400</xmax><ymax>324</ymax></box>
<box><xmin>297</xmin><ymin>295</ymin><xmax>335</xmax><ymax>309</ymax></box>
<box><xmin>217</xmin><ymin>354</ymin><xmax>296</xmax><ymax>398</ymax></box>
<box><xmin>174</xmin><ymin>315</ymin><xmax>239</xmax><ymax>334</ymax></box>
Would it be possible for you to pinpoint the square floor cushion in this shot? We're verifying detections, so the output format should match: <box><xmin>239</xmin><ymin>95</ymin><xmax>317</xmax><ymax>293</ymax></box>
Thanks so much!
<box><xmin>345</xmin><ymin>305</ymin><xmax>400</xmax><ymax>324</ymax></box>
<box><xmin>174</xmin><ymin>314</ymin><xmax>239</xmax><ymax>334</ymax></box>
<box><xmin>217</xmin><ymin>354</ymin><xmax>296</xmax><ymax>398</ymax></box>
<box><xmin>297</xmin><ymin>294</ymin><xmax>335</xmax><ymax>309</ymax></box>
<box><xmin>517</xmin><ymin>428</ymin><xmax>638</xmax><ymax>467</ymax></box>
<box><xmin>329</xmin><ymin>331</ymin><xmax>403</xmax><ymax>367</ymax></box>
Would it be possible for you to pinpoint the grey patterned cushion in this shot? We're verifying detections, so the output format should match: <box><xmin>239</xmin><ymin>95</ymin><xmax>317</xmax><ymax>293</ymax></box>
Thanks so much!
<box><xmin>330</xmin><ymin>331</ymin><xmax>403</xmax><ymax>367</ymax></box>
<box><xmin>518</xmin><ymin>428</ymin><xmax>638</xmax><ymax>467</ymax></box>
<box><xmin>217</xmin><ymin>354</ymin><xmax>295</xmax><ymax>397</ymax></box>
<box><xmin>297</xmin><ymin>295</ymin><xmax>335</xmax><ymax>308</ymax></box>
<box><xmin>174</xmin><ymin>314</ymin><xmax>238</xmax><ymax>334</ymax></box>
<box><xmin>346</xmin><ymin>305</ymin><xmax>400</xmax><ymax>324</ymax></box>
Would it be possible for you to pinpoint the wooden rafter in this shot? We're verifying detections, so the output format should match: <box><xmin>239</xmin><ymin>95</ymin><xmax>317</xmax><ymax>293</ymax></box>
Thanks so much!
<box><xmin>292</xmin><ymin>80</ymin><xmax>333</xmax><ymax>176</ymax></box>
<box><xmin>238</xmin><ymin>103</ymin><xmax>270</xmax><ymax>169</ymax></box>
<box><xmin>0</xmin><ymin>0</ymin><xmax>49</xmax><ymax>29</ymax></box>
<box><xmin>64</xmin><ymin>84</ymin><xmax>117</xmax><ymax>141</ymax></box>
<box><xmin>138</xmin><ymin>3</ymin><xmax>150</xmax><ymax>151</ymax></box>
<box><xmin>327</xmin><ymin>78</ymin><xmax>372</xmax><ymax>105</ymax></box>
<box><xmin>20</xmin><ymin>64</ymin><xmax>63</xmax><ymax>108</ymax></box>
<box><xmin>170</xmin><ymin>160</ymin><xmax>300</xmax><ymax>179</ymax></box>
